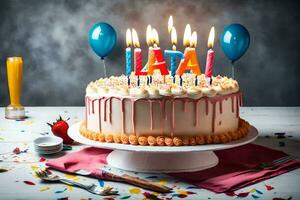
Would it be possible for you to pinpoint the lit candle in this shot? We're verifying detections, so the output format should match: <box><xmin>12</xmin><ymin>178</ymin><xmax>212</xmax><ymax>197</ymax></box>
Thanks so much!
<box><xmin>176</xmin><ymin>25</ymin><xmax>201</xmax><ymax>76</ymax></box>
<box><xmin>205</xmin><ymin>26</ymin><xmax>215</xmax><ymax>78</ymax></box>
<box><xmin>147</xmin><ymin>28</ymin><xmax>169</xmax><ymax>76</ymax></box>
<box><xmin>164</xmin><ymin>26</ymin><xmax>184</xmax><ymax>82</ymax></box>
<box><xmin>133</xmin><ymin>28</ymin><xmax>147</xmax><ymax>77</ymax></box>
<box><xmin>125</xmin><ymin>29</ymin><xmax>132</xmax><ymax>76</ymax></box>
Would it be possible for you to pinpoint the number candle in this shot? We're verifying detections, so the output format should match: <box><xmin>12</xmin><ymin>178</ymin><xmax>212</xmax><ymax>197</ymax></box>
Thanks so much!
<box><xmin>205</xmin><ymin>26</ymin><xmax>215</xmax><ymax>78</ymax></box>
<box><xmin>125</xmin><ymin>29</ymin><xmax>132</xmax><ymax>76</ymax></box>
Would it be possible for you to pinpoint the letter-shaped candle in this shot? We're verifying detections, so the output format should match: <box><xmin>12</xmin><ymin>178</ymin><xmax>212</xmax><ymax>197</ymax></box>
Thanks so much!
<box><xmin>147</xmin><ymin>28</ymin><xmax>169</xmax><ymax>76</ymax></box>
<box><xmin>132</xmin><ymin>29</ymin><xmax>146</xmax><ymax>76</ymax></box>
<box><xmin>205</xmin><ymin>26</ymin><xmax>215</xmax><ymax>78</ymax></box>
<box><xmin>176</xmin><ymin>25</ymin><xmax>201</xmax><ymax>76</ymax></box>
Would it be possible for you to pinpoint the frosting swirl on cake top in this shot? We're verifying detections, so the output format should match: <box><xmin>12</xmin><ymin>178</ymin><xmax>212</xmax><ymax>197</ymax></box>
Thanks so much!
<box><xmin>86</xmin><ymin>73</ymin><xmax>239</xmax><ymax>98</ymax></box>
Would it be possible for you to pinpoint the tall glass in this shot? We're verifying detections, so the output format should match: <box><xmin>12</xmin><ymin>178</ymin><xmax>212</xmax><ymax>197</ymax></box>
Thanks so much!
<box><xmin>5</xmin><ymin>57</ymin><xmax>26</xmax><ymax>119</ymax></box>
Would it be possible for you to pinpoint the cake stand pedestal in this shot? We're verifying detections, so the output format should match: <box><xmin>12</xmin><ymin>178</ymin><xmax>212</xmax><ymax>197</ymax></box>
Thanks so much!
<box><xmin>68</xmin><ymin>123</ymin><xmax>258</xmax><ymax>173</ymax></box>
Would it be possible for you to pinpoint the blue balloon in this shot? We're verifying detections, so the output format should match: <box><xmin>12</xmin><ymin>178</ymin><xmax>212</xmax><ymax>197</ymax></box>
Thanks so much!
<box><xmin>88</xmin><ymin>22</ymin><xmax>117</xmax><ymax>59</ymax></box>
<box><xmin>220</xmin><ymin>24</ymin><xmax>250</xmax><ymax>63</ymax></box>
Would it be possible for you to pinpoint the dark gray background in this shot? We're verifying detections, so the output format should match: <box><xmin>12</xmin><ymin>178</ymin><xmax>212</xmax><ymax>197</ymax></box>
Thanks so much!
<box><xmin>0</xmin><ymin>0</ymin><xmax>299</xmax><ymax>106</ymax></box>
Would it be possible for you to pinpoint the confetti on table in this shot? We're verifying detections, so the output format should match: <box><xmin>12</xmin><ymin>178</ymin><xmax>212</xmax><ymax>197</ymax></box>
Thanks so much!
<box><xmin>159</xmin><ymin>180</ymin><xmax>168</xmax><ymax>185</ymax></box>
<box><xmin>39</xmin><ymin>157</ymin><xmax>46</xmax><ymax>162</ymax></box>
<box><xmin>0</xmin><ymin>168</ymin><xmax>8</xmax><ymax>173</ymax></box>
<box><xmin>120</xmin><ymin>196</ymin><xmax>131</xmax><ymax>199</ymax></box>
<box><xmin>67</xmin><ymin>185</ymin><xmax>73</xmax><ymax>191</ymax></box>
<box><xmin>185</xmin><ymin>186</ymin><xmax>199</xmax><ymax>189</ymax></box>
<box><xmin>63</xmin><ymin>145</ymin><xmax>72</xmax><ymax>151</ymax></box>
<box><xmin>146</xmin><ymin>175</ymin><xmax>158</xmax><ymax>179</ymax></box>
<box><xmin>237</xmin><ymin>192</ymin><xmax>249</xmax><ymax>197</ymax></box>
<box><xmin>57</xmin><ymin>197</ymin><xmax>68</xmax><ymax>200</ymax></box>
<box><xmin>252</xmin><ymin>194</ymin><xmax>260</xmax><ymax>199</ymax></box>
<box><xmin>98</xmin><ymin>179</ymin><xmax>105</xmax><ymax>187</ymax></box>
<box><xmin>64</xmin><ymin>174</ymin><xmax>80</xmax><ymax>181</ymax></box>
<box><xmin>226</xmin><ymin>191</ymin><xmax>236</xmax><ymax>196</ymax></box>
<box><xmin>24</xmin><ymin>180</ymin><xmax>36</xmax><ymax>185</ymax></box>
<box><xmin>55</xmin><ymin>188</ymin><xmax>67</xmax><ymax>194</ymax></box>
<box><xmin>129</xmin><ymin>187</ymin><xmax>141</xmax><ymax>194</ymax></box>
<box><xmin>40</xmin><ymin>186</ymin><xmax>50</xmax><ymax>192</ymax></box>
<box><xmin>265</xmin><ymin>184</ymin><xmax>274</xmax><ymax>191</ymax></box>
<box><xmin>13</xmin><ymin>147</ymin><xmax>28</xmax><ymax>154</ymax></box>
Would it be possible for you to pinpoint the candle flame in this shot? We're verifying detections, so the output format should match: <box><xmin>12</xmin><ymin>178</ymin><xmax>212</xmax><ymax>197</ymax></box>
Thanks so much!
<box><xmin>171</xmin><ymin>27</ymin><xmax>177</xmax><ymax>46</ymax></box>
<box><xmin>132</xmin><ymin>28</ymin><xmax>140</xmax><ymax>48</ymax></box>
<box><xmin>152</xmin><ymin>28</ymin><xmax>159</xmax><ymax>46</ymax></box>
<box><xmin>190</xmin><ymin>31</ymin><xmax>197</xmax><ymax>48</ymax></box>
<box><xmin>168</xmin><ymin>16</ymin><xmax>173</xmax><ymax>33</ymax></box>
<box><xmin>146</xmin><ymin>24</ymin><xmax>153</xmax><ymax>46</ymax></box>
<box><xmin>208</xmin><ymin>26</ymin><xmax>215</xmax><ymax>49</ymax></box>
<box><xmin>126</xmin><ymin>28</ymin><xmax>132</xmax><ymax>47</ymax></box>
<box><xmin>183</xmin><ymin>24</ymin><xmax>191</xmax><ymax>47</ymax></box>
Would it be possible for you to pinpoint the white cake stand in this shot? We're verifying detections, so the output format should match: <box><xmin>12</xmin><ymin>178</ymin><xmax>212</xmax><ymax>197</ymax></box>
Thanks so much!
<box><xmin>68</xmin><ymin>122</ymin><xmax>258</xmax><ymax>173</ymax></box>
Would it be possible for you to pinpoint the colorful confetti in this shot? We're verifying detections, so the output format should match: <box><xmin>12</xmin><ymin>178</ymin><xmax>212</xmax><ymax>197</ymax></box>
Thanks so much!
<box><xmin>67</xmin><ymin>185</ymin><xmax>73</xmax><ymax>191</ymax></box>
<box><xmin>146</xmin><ymin>175</ymin><xmax>158</xmax><ymax>179</ymax></box>
<box><xmin>57</xmin><ymin>197</ymin><xmax>68</xmax><ymax>200</ymax></box>
<box><xmin>13</xmin><ymin>147</ymin><xmax>28</xmax><ymax>154</ymax></box>
<box><xmin>39</xmin><ymin>157</ymin><xmax>46</xmax><ymax>162</ymax></box>
<box><xmin>252</xmin><ymin>194</ymin><xmax>260</xmax><ymax>199</ymax></box>
<box><xmin>129</xmin><ymin>188</ymin><xmax>141</xmax><ymax>194</ymax></box>
<box><xmin>63</xmin><ymin>145</ymin><xmax>72</xmax><ymax>151</ymax></box>
<box><xmin>226</xmin><ymin>191</ymin><xmax>236</xmax><ymax>196</ymax></box>
<box><xmin>23</xmin><ymin>181</ymin><xmax>36</xmax><ymax>185</ymax></box>
<box><xmin>265</xmin><ymin>184</ymin><xmax>274</xmax><ymax>191</ymax></box>
<box><xmin>55</xmin><ymin>188</ymin><xmax>67</xmax><ymax>194</ymax></box>
<box><xmin>120</xmin><ymin>196</ymin><xmax>131</xmax><ymax>199</ymax></box>
<box><xmin>237</xmin><ymin>192</ymin><xmax>249</xmax><ymax>197</ymax></box>
<box><xmin>40</xmin><ymin>186</ymin><xmax>50</xmax><ymax>192</ymax></box>
<box><xmin>98</xmin><ymin>179</ymin><xmax>105</xmax><ymax>187</ymax></box>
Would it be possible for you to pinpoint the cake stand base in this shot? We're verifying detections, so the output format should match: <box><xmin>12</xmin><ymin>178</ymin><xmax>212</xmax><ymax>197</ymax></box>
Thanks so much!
<box><xmin>106</xmin><ymin>150</ymin><xmax>219</xmax><ymax>173</ymax></box>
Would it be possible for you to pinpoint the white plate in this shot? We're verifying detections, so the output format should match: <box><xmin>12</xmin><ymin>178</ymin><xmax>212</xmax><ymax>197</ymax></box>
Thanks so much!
<box><xmin>34</xmin><ymin>136</ymin><xmax>63</xmax><ymax>148</ymax></box>
<box><xmin>35</xmin><ymin>145</ymin><xmax>63</xmax><ymax>155</ymax></box>
<box><xmin>68</xmin><ymin>122</ymin><xmax>258</xmax><ymax>153</ymax></box>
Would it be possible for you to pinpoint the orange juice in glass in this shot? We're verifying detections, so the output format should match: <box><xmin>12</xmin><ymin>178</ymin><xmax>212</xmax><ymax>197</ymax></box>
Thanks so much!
<box><xmin>5</xmin><ymin>57</ymin><xmax>26</xmax><ymax>119</ymax></box>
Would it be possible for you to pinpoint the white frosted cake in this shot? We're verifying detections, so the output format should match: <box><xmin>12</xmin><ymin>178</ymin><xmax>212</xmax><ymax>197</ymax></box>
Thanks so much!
<box><xmin>80</xmin><ymin>73</ymin><xmax>250</xmax><ymax>146</ymax></box>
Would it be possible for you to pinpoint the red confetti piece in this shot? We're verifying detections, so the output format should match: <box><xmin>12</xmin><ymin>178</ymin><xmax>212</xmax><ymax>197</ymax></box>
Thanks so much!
<box><xmin>143</xmin><ymin>192</ymin><xmax>151</xmax><ymax>198</ymax></box>
<box><xmin>187</xmin><ymin>191</ymin><xmax>196</xmax><ymax>195</ymax></box>
<box><xmin>39</xmin><ymin>157</ymin><xmax>46</xmax><ymax>162</ymax></box>
<box><xmin>23</xmin><ymin>181</ymin><xmax>35</xmax><ymax>185</ymax></box>
<box><xmin>226</xmin><ymin>191</ymin><xmax>236</xmax><ymax>196</ymax></box>
<box><xmin>237</xmin><ymin>192</ymin><xmax>249</xmax><ymax>197</ymax></box>
<box><xmin>273</xmin><ymin>198</ymin><xmax>285</xmax><ymax>200</ymax></box>
<box><xmin>265</xmin><ymin>184</ymin><xmax>274</xmax><ymax>191</ymax></box>
<box><xmin>13</xmin><ymin>147</ymin><xmax>21</xmax><ymax>154</ymax></box>
<box><xmin>178</xmin><ymin>194</ymin><xmax>188</xmax><ymax>198</ymax></box>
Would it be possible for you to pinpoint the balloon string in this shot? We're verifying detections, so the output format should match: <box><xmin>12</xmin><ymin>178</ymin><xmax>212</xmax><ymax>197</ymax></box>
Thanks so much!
<box><xmin>102</xmin><ymin>59</ymin><xmax>107</xmax><ymax>78</ymax></box>
<box><xmin>231</xmin><ymin>61</ymin><xmax>235</xmax><ymax>79</ymax></box>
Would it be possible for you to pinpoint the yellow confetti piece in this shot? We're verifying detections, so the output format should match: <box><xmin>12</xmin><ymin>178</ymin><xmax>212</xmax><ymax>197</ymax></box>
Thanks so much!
<box><xmin>159</xmin><ymin>180</ymin><xmax>168</xmax><ymax>185</ymax></box>
<box><xmin>151</xmin><ymin>192</ymin><xmax>159</xmax><ymax>196</ymax></box>
<box><xmin>40</xmin><ymin>186</ymin><xmax>50</xmax><ymax>192</ymax></box>
<box><xmin>65</xmin><ymin>174</ymin><xmax>76</xmax><ymax>179</ymax></box>
<box><xmin>67</xmin><ymin>185</ymin><xmax>73</xmax><ymax>191</ymax></box>
<box><xmin>23</xmin><ymin>121</ymin><xmax>33</xmax><ymax>125</ymax></box>
<box><xmin>31</xmin><ymin>165</ymin><xmax>39</xmax><ymax>171</ymax></box>
<box><xmin>250</xmin><ymin>188</ymin><xmax>256</xmax><ymax>193</ymax></box>
<box><xmin>129</xmin><ymin>188</ymin><xmax>141</xmax><ymax>194</ymax></box>
<box><xmin>176</xmin><ymin>190</ymin><xmax>188</xmax><ymax>195</ymax></box>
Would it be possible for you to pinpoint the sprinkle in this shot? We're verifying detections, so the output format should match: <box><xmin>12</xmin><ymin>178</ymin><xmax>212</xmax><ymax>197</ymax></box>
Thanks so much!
<box><xmin>252</xmin><ymin>194</ymin><xmax>260</xmax><ymax>199</ymax></box>
<box><xmin>185</xmin><ymin>186</ymin><xmax>199</xmax><ymax>189</ymax></box>
<box><xmin>265</xmin><ymin>184</ymin><xmax>274</xmax><ymax>191</ymax></box>
<box><xmin>172</xmin><ymin>194</ymin><xmax>188</xmax><ymax>198</ymax></box>
<box><xmin>250</xmin><ymin>188</ymin><xmax>256</xmax><ymax>193</ymax></box>
<box><xmin>67</xmin><ymin>185</ymin><xmax>73</xmax><ymax>191</ymax></box>
<box><xmin>31</xmin><ymin>165</ymin><xmax>39</xmax><ymax>171</ymax></box>
<box><xmin>256</xmin><ymin>189</ymin><xmax>263</xmax><ymax>194</ymax></box>
<box><xmin>55</xmin><ymin>188</ymin><xmax>67</xmax><ymax>193</ymax></box>
<box><xmin>0</xmin><ymin>168</ymin><xmax>8</xmax><ymax>173</ymax></box>
<box><xmin>40</xmin><ymin>186</ymin><xmax>50</xmax><ymax>192</ymax></box>
<box><xmin>237</xmin><ymin>192</ymin><xmax>249</xmax><ymax>197</ymax></box>
<box><xmin>39</xmin><ymin>157</ymin><xmax>46</xmax><ymax>162</ymax></box>
<box><xmin>129</xmin><ymin>188</ymin><xmax>141</xmax><ymax>194</ymax></box>
<box><xmin>57</xmin><ymin>198</ymin><xmax>68</xmax><ymax>200</ymax></box>
<box><xmin>226</xmin><ymin>191</ymin><xmax>236</xmax><ymax>196</ymax></box>
<box><xmin>24</xmin><ymin>181</ymin><xmax>36</xmax><ymax>185</ymax></box>
<box><xmin>146</xmin><ymin>175</ymin><xmax>158</xmax><ymax>179</ymax></box>
<box><xmin>13</xmin><ymin>147</ymin><xmax>28</xmax><ymax>154</ymax></box>
<box><xmin>120</xmin><ymin>196</ymin><xmax>131</xmax><ymax>199</ymax></box>
<box><xmin>159</xmin><ymin>180</ymin><xmax>168</xmax><ymax>185</ymax></box>
<box><xmin>98</xmin><ymin>179</ymin><xmax>105</xmax><ymax>187</ymax></box>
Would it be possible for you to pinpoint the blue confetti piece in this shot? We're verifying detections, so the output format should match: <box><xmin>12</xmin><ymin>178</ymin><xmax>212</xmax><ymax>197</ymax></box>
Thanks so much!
<box><xmin>251</xmin><ymin>194</ymin><xmax>260</xmax><ymax>199</ymax></box>
<box><xmin>56</xmin><ymin>197</ymin><xmax>68</xmax><ymax>200</ymax></box>
<box><xmin>256</xmin><ymin>189</ymin><xmax>263</xmax><ymax>194</ymax></box>
<box><xmin>55</xmin><ymin>188</ymin><xmax>67</xmax><ymax>194</ymax></box>
<box><xmin>98</xmin><ymin>179</ymin><xmax>105</xmax><ymax>187</ymax></box>
<box><xmin>186</xmin><ymin>186</ymin><xmax>199</xmax><ymax>189</ymax></box>
<box><xmin>146</xmin><ymin>175</ymin><xmax>158</xmax><ymax>179</ymax></box>
<box><xmin>120</xmin><ymin>196</ymin><xmax>131</xmax><ymax>199</ymax></box>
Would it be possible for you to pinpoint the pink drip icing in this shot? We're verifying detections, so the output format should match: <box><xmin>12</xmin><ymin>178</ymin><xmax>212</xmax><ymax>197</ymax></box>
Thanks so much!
<box><xmin>194</xmin><ymin>100</ymin><xmax>198</xmax><ymax>127</ymax></box>
<box><xmin>103</xmin><ymin>98</ymin><xmax>108</xmax><ymax>122</ymax></box>
<box><xmin>131</xmin><ymin>100</ymin><xmax>136</xmax><ymax>135</ymax></box>
<box><xmin>85</xmin><ymin>97</ymin><xmax>88</xmax><ymax>126</ymax></box>
<box><xmin>219</xmin><ymin>100</ymin><xmax>223</xmax><ymax>114</ymax></box>
<box><xmin>150</xmin><ymin>101</ymin><xmax>154</xmax><ymax>130</ymax></box>
<box><xmin>205</xmin><ymin>98</ymin><xmax>209</xmax><ymax>115</ymax></box>
<box><xmin>91</xmin><ymin>99</ymin><xmax>97</xmax><ymax>114</ymax></box>
<box><xmin>109</xmin><ymin>97</ymin><xmax>112</xmax><ymax>123</ymax></box>
<box><xmin>158</xmin><ymin>100</ymin><xmax>164</xmax><ymax>134</ymax></box>
<box><xmin>87</xmin><ymin>97</ymin><xmax>91</xmax><ymax>116</ymax></box>
<box><xmin>171</xmin><ymin>100</ymin><xmax>175</xmax><ymax>137</ymax></box>
<box><xmin>212</xmin><ymin>101</ymin><xmax>216</xmax><ymax>133</ymax></box>
<box><xmin>98</xmin><ymin>98</ymin><xmax>102</xmax><ymax>132</ymax></box>
<box><xmin>236</xmin><ymin>95</ymin><xmax>239</xmax><ymax>118</ymax></box>
<box><xmin>121</xmin><ymin>98</ymin><xmax>125</xmax><ymax>134</ymax></box>
<box><xmin>231</xmin><ymin>96</ymin><xmax>235</xmax><ymax>113</ymax></box>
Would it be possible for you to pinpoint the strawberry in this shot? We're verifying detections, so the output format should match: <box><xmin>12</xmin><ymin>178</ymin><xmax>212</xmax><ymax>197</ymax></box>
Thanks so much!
<box><xmin>47</xmin><ymin>116</ymin><xmax>73</xmax><ymax>144</ymax></box>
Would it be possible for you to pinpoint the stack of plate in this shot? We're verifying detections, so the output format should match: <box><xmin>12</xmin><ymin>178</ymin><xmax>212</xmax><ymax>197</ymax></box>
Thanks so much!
<box><xmin>34</xmin><ymin>136</ymin><xmax>63</xmax><ymax>155</ymax></box>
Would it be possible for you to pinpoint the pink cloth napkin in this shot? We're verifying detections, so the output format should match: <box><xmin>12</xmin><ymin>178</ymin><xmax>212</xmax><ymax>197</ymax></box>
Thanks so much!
<box><xmin>46</xmin><ymin>144</ymin><xmax>300</xmax><ymax>193</ymax></box>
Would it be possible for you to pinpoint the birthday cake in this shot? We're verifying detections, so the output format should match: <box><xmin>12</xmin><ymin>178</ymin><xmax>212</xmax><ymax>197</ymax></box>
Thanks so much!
<box><xmin>80</xmin><ymin>73</ymin><xmax>250</xmax><ymax>146</ymax></box>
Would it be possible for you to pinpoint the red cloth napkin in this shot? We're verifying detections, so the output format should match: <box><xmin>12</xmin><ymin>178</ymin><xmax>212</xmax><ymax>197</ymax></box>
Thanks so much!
<box><xmin>46</xmin><ymin>144</ymin><xmax>300</xmax><ymax>193</ymax></box>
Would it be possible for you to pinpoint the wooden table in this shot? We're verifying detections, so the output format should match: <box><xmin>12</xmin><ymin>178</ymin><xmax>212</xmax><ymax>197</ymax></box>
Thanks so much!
<box><xmin>0</xmin><ymin>107</ymin><xmax>299</xmax><ymax>200</ymax></box>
